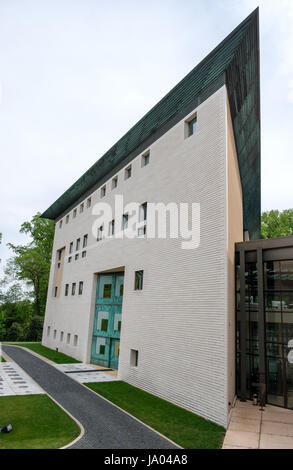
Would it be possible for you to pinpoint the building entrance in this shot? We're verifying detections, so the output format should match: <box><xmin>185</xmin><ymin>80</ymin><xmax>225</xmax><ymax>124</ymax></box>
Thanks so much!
<box><xmin>91</xmin><ymin>272</ymin><xmax>124</xmax><ymax>369</ymax></box>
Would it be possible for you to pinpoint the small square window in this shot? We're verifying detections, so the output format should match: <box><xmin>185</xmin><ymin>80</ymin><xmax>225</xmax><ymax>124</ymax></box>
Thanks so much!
<box><xmin>112</xmin><ymin>176</ymin><xmax>118</xmax><ymax>189</ymax></box>
<box><xmin>125</xmin><ymin>165</ymin><xmax>132</xmax><ymax>180</ymax></box>
<box><xmin>130</xmin><ymin>349</ymin><xmax>139</xmax><ymax>367</ymax></box>
<box><xmin>57</xmin><ymin>262</ymin><xmax>61</xmax><ymax>269</ymax></box>
<box><xmin>80</xmin><ymin>203</ymin><xmax>84</xmax><ymax>213</ymax></box>
<box><xmin>82</xmin><ymin>250</ymin><xmax>86</xmax><ymax>258</ymax></box>
<box><xmin>138</xmin><ymin>226</ymin><xmax>146</xmax><ymax>237</ymax></box>
<box><xmin>141</xmin><ymin>151</ymin><xmax>150</xmax><ymax>167</ymax></box>
<box><xmin>65</xmin><ymin>284</ymin><xmax>69</xmax><ymax>296</ymax></box>
<box><xmin>73</xmin><ymin>208</ymin><xmax>77</xmax><ymax>218</ymax></box>
<box><xmin>66</xmin><ymin>215</ymin><xmax>70</xmax><ymax>224</ymax></box>
<box><xmin>134</xmin><ymin>270</ymin><xmax>143</xmax><ymax>290</ymax></box>
<box><xmin>72</xmin><ymin>283</ymin><xmax>76</xmax><ymax>296</ymax></box>
<box><xmin>87</xmin><ymin>197</ymin><xmax>91</xmax><ymax>208</ymax></box>
<box><xmin>68</xmin><ymin>256</ymin><xmax>72</xmax><ymax>263</ymax></box>
<box><xmin>78</xmin><ymin>281</ymin><xmax>83</xmax><ymax>295</ymax></box>
<box><xmin>75</xmin><ymin>253</ymin><xmax>79</xmax><ymax>261</ymax></box>
<box><xmin>101</xmin><ymin>185</ymin><xmax>106</xmax><ymax>198</ymax></box>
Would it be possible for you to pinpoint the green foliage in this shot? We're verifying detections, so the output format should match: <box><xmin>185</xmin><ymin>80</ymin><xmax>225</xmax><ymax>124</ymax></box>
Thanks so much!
<box><xmin>26</xmin><ymin>316</ymin><xmax>44</xmax><ymax>341</ymax></box>
<box><xmin>5</xmin><ymin>213</ymin><xmax>54</xmax><ymax>316</ymax></box>
<box><xmin>6</xmin><ymin>322</ymin><xmax>25</xmax><ymax>341</ymax></box>
<box><xmin>0</xmin><ymin>214</ymin><xmax>53</xmax><ymax>341</ymax></box>
<box><xmin>261</xmin><ymin>209</ymin><xmax>293</xmax><ymax>239</ymax></box>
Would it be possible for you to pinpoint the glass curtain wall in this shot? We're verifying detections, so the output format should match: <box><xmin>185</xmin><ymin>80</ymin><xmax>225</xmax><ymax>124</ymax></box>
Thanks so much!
<box><xmin>236</xmin><ymin>258</ymin><xmax>293</xmax><ymax>409</ymax></box>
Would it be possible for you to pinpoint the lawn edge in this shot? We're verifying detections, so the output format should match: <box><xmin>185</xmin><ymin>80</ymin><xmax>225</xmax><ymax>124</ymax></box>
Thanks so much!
<box><xmin>79</xmin><ymin>380</ymin><xmax>182</xmax><ymax>449</ymax></box>
<box><xmin>1</xmin><ymin>346</ymin><xmax>85</xmax><ymax>449</ymax></box>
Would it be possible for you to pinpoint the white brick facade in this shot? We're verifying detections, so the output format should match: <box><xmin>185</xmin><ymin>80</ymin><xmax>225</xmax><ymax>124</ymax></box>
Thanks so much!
<box><xmin>42</xmin><ymin>85</ymin><xmax>243</xmax><ymax>427</ymax></box>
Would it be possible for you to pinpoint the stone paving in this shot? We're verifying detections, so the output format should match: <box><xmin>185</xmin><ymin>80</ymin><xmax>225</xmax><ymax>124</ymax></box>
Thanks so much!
<box><xmin>54</xmin><ymin>363</ymin><xmax>117</xmax><ymax>383</ymax></box>
<box><xmin>0</xmin><ymin>362</ymin><xmax>45</xmax><ymax>396</ymax></box>
<box><xmin>223</xmin><ymin>400</ymin><xmax>293</xmax><ymax>449</ymax></box>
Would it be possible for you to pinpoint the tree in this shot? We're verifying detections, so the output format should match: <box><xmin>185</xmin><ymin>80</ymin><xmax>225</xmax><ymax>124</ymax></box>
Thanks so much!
<box><xmin>261</xmin><ymin>209</ymin><xmax>293</xmax><ymax>239</ymax></box>
<box><xmin>5</xmin><ymin>214</ymin><xmax>54</xmax><ymax>316</ymax></box>
<box><xmin>26</xmin><ymin>316</ymin><xmax>44</xmax><ymax>341</ymax></box>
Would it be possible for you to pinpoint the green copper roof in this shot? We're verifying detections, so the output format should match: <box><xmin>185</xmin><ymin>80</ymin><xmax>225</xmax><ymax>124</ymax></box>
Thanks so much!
<box><xmin>42</xmin><ymin>9</ymin><xmax>260</xmax><ymax>239</ymax></box>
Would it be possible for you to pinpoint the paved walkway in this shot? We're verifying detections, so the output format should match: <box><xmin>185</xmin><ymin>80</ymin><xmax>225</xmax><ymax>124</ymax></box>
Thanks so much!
<box><xmin>223</xmin><ymin>400</ymin><xmax>293</xmax><ymax>449</ymax></box>
<box><xmin>0</xmin><ymin>362</ymin><xmax>45</xmax><ymax>396</ymax></box>
<box><xmin>2</xmin><ymin>345</ymin><xmax>177</xmax><ymax>449</ymax></box>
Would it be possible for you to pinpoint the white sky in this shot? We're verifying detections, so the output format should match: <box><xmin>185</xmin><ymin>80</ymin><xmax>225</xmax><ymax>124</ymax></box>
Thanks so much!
<box><xmin>0</xmin><ymin>0</ymin><xmax>293</xmax><ymax>270</ymax></box>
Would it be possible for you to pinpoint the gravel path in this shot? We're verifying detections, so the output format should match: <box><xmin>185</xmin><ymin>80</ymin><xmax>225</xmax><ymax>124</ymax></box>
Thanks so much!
<box><xmin>2</xmin><ymin>345</ymin><xmax>177</xmax><ymax>449</ymax></box>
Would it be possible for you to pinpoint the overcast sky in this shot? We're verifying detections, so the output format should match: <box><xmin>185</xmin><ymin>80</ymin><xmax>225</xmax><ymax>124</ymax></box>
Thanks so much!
<box><xmin>0</xmin><ymin>0</ymin><xmax>293</xmax><ymax>270</ymax></box>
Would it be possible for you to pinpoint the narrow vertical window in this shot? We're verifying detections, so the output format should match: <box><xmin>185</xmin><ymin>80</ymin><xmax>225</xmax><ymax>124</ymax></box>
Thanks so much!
<box><xmin>59</xmin><ymin>220</ymin><xmax>63</xmax><ymax>229</ymax></box>
<box><xmin>82</xmin><ymin>251</ymin><xmax>86</xmax><ymax>258</ymax></box>
<box><xmin>60</xmin><ymin>331</ymin><xmax>64</xmax><ymax>342</ymax></box>
<box><xmin>76</xmin><ymin>238</ymin><xmax>80</xmax><ymax>251</ymax></box>
<box><xmin>69</xmin><ymin>242</ymin><xmax>73</xmax><ymax>254</ymax></box>
<box><xmin>78</xmin><ymin>281</ymin><xmax>83</xmax><ymax>295</ymax></box>
<box><xmin>97</xmin><ymin>225</ymin><xmax>103</xmax><ymax>242</ymax></box>
<box><xmin>100</xmin><ymin>186</ymin><xmax>106</xmax><ymax>198</ymax></box>
<box><xmin>74</xmin><ymin>335</ymin><xmax>78</xmax><ymax>346</ymax></box>
<box><xmin>47</xmin><ymin>326</ymin><xmax>51</xmax><ymax>337</ymax></box>
<box><xmin>130</xmin><ymin>349</ymin><xmax>139</xmax><ymax>367</ymax></box>
<box><xmin>141</xmin><ymin>151</ymin><xmax>150</xmax><ymax>167</ymax></box>
<box><xmin>134</xmin><ymin>270</ymin><xmax>144</xmax><ymax>290</ymax></box>
<box><xmin>83</xmin><ymin>234</ymin><xmax>88</xmax><ymax>248</ymax></box>
<box><xmin>73</xmin><ymin>208</ymin><xmax>77</xmax><ymax>218</ymax></box>
<box><xmin>122</xmin><ymin>214</ymin><xmax>128</xmax><ymax>230</ymax></box>
<box><xmin>67</xmin><ymin>333</ymin><xmax>71</xmax><ymax>344</ymax></box>
<box><xmin>112</xmin><ymin>176</ymin><xmax>118</xmax><ymax>189</ymax></box>
<box><xmin>72</xmin><ymin>283</ymin><xmax>76</xmax><ymax>296</ymax></box>
<box><xmin>66</xmin><ymin>215</ymin><xmax>70</xmax><ymax>224</ymax></box>
<box><xmin>186</xmin><ymin>115</ymin><xmax>197</xmax><ymax>137</ymax></box>
<box><xmin>54</xmin><ymin>329</ymin><xmax>57</xmax><ymax>339</ymax></box>
<box><xmin>54</xmin><ymin>286</ymin><xmax>58</xmax><ymax>297</ymax></box>
<box><xmin>125</xmin><ymin>165</ymin><xmax>132</xmax><ymax>180</ymax></box>
<box><xmin>87</xmin><ymin>197</ymin><xmax>91</xmax><ymax>208</ymax></box>
<box><xmin>65</xmin><ymin>284</ymin><xmax>69</xmax><ymax>296</ymax></box>
<box><xmin>108</xmin><ymin>220</ymin><xmax>115</xmax><ymax>237</ymax></box>
<box><xmin>80</xmin><ymin>203</ymin><xmax>84</xmax><ymax>213</ymax></box>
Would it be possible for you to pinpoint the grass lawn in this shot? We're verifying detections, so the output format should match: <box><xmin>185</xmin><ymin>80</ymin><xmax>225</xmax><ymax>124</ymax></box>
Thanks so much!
<box><xmin>0</xmin><ymin>356</ymin><xmax>5</xmax><ymax>362</ymax></box>
<box><xmin>85</xmin><ymin>381</ymin><xmax>226</xmax><ymax>449</ymax></box>
<box><xmin>6</xmin><ymin>343</ymin><xmax>81</xmax><ymax>364</ymax></box>
<box><xmin>0</xmin><ymin>394</ymin><xmax>80</xmax><ymax>449</ymax></box>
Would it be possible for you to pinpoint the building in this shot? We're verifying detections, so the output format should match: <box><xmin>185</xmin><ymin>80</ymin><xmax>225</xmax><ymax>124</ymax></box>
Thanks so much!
<box><xmin>236</xmin><ymin>237</ymin><xmax>293</xmax><ymax>410</ymax></box>
<box><xmin>41</xmin><ymin>9</ymin><xmax>261</xmax><ymax>428</ymax></box>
